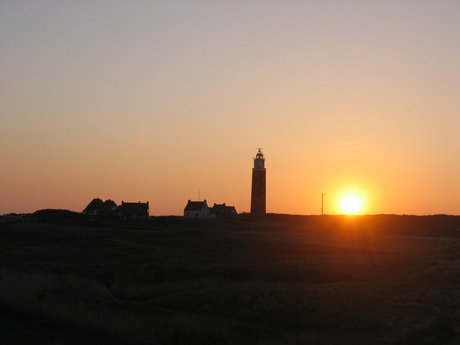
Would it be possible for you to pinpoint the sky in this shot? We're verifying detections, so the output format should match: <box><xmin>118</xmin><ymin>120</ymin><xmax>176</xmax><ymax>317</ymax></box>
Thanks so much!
<box><xmin>1</xmin><ymin>1</ymin><xmax>459</xmax><ymax>216</ymax></box>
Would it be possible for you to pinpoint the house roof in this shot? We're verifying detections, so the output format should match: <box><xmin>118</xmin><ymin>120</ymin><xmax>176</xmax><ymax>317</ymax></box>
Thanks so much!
<box><xmin>104</xmin><ymin>199</ymin><xmax>118</xmax><ymax>209</ymax></box>
<box><xmin>212</xmin><ymin>203</ymin><xmax>237</xmax><ymax>212</ymax></box>
<box><xmin>184</xmin><ymin>200</ymin><xmax>208</xmax><ymax>211</ymax></box>
<box><xmin>118</xmin><ymin>201</ymin><xmax>149</xmax><ymax>215</ymax></box>
<box><xmin>83</xmin><ymin>198</ymin><xmax>104</xmax><ymax>212</ymax></box>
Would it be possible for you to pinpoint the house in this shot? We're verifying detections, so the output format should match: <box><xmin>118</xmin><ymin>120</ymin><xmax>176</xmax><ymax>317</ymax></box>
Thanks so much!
<box><xmin>83</xmin><ymin>198</ymin><xmax>105</xmax><ymax>216</ymax></box>
<box><xmin>184</xmin><ymin>200</ymin><xmax>212</xmax><ymax>218</ymax></box>
<box><xmin>101</xmin><ymin>199</ymin><xmax>118</xmax><ymax>218</ymax></box>
<box><xmin>103</xmin><ymin>199</ymin><xmax>118</xmax><ymax>212</ymax></box>
<box><xmin>118</xmin><ymin>201</ymin><xmax>149</xmax><ymax>221</ymax></box>
<box><xmin>83</xmin><ymin>198</ymin><xmax>118</xmax><ymax>218</ymax></box>
<box><xmin>210</xmin><ymin>203</ymin><xmax>237</xmax><ymax>218</ymax></box>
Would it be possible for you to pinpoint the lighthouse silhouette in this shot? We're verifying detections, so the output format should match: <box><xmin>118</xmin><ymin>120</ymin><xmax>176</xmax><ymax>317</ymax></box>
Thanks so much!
<box><xmin>251</xmin><ymin>149</ymin><xmax>266</xmax><ymax>214</ymax></box>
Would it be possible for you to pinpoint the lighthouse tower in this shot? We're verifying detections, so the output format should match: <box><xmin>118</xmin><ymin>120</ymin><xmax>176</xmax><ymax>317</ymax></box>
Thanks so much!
<box><xmin>251</xmin><ymin>149</ymin><xmax>266</xmax><ymax>214</ymax></box>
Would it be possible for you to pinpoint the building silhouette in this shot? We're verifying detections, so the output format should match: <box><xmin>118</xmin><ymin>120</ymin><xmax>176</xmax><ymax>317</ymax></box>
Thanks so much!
<box><xmin>250</xmin><ymin>149</ymin><xmax>266</xmax><ymax>214</ymax></box>
<box><xmin>211</xmin><ymin>203</ymin><xmax>237</xmax><ymax>218</ymax></box>
<box><xmin>82</xmin><ymin>198</ymin><xmax>148</xmax><ymax>220</ymax></box>
<box><xmin>184</xmin><ymin>200</ymin><xmax>212</xmax><ymax>218</ymax></box>
<box><xmin>118</xmin><ymin>201</ymin><xmax>149</xmax><ymax>221</ymax></box>
<box><xmin>83</xmin><ymin>198</ymin><xmax>118</xmax><ymax>217</ymax></box>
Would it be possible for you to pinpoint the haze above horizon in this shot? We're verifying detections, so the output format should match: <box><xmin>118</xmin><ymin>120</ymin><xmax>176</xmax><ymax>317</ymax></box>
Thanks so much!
<box><xmin>1</xmin><ymin>1</ymin><xmax>459</xmax><ymax>216</ymax></box>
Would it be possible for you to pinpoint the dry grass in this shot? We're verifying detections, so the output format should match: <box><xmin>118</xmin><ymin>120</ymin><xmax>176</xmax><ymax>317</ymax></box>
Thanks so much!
<box><xmin>2</xmin><ymin>214</ymin><xmax>460</xmax><ymax>344</ymax></box>
<box><xmin>0</xmin><ymin>268</ymin><xmax>232</xmax><ymax>344</ymax></box>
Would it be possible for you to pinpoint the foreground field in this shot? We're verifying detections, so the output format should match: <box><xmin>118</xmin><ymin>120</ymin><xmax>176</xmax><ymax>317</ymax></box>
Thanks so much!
<box><xmin>1</xmin><ymin>213</ymin><xmax>460</xmax><ymax>344</ymax></box>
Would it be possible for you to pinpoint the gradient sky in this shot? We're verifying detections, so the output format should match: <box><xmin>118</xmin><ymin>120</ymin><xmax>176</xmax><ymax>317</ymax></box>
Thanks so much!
<box><xmin>1</xmin><ymin>1</ymin><xmax>459</xmax><ymax>215</ymax></box>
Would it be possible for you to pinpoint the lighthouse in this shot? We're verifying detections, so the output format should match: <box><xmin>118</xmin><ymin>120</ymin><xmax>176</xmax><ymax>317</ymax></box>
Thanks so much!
<box><xmin>251</xmin><ymin>149</ymin><xmax>266</xmax><ymax>214</ymax></box>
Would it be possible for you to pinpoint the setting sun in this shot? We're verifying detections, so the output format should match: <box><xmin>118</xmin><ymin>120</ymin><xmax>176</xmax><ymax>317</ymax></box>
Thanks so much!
<box><xmin>339</xmin><ymin>194</ymin><xmax>364</xmax><ymax>215</ymax></box>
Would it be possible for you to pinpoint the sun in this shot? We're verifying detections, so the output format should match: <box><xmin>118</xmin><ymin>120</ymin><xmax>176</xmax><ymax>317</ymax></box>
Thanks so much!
<box><xmin>339</xmin><ymin>194</ymin><xmax>364</xmax><ymax>215</ymax></box>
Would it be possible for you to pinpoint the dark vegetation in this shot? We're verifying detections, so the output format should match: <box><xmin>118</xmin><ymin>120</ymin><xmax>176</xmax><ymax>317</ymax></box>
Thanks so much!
<box><xmin>1</xmin><ymin>212</ymin><xmax>460</xmax><ymax>344</ymax></box>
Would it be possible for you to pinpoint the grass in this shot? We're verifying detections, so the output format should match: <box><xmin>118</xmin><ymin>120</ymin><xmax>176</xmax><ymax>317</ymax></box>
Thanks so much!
<box><xmin>1</xmin><ymin>214</ymin><xmax>460</xmax><ymax>344</ymax></box>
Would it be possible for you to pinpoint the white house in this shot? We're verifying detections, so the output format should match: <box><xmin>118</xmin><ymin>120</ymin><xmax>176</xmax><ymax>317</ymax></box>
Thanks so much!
<box><xmin>184</xmin><ymin>200</ymin><xmax>212</xmax><ymax>218</ymax></box>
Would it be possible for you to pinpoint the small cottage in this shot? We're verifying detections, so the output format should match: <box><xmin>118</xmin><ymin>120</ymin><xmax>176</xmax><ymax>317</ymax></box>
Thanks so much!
<box><xmin>184</xmin><ymin>200</ymin><xmax>212</xmax><ymax>218</ymax></box>
<box><xmin>118</xmin><ymin>201</ymin><xmax>149</xmax><ymax>221</ymax></box>
<box><xmin>211</xmin><ymin>203</ymin><xmax>237</xmax><ymax>218</ymax></box>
